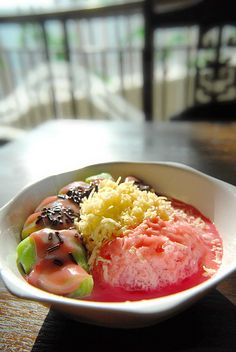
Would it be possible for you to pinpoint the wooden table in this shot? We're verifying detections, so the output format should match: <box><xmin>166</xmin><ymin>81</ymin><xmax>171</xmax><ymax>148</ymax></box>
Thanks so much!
<box><xmin>0</xmin><ymin>119</ymin><xmax>236</xmax><ymax>351</ymax></box>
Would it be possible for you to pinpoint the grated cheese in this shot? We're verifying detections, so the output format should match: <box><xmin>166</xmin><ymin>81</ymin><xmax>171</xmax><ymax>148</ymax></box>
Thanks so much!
<box><xmin>202</xmin><ymin>265</ymin><xmax>217</xmax><ymax>277</ymax></box>
<box><xmin>75</xmin><ymin>179</ymin><xmax>171</xmax><ymax>254</ymax></box>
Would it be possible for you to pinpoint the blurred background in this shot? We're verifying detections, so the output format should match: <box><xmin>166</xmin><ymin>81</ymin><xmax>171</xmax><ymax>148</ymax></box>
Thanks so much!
<box><xmin>0</xmin><ymin>0</ymin><xmax>236</xmax><ymax>138</ymax></box>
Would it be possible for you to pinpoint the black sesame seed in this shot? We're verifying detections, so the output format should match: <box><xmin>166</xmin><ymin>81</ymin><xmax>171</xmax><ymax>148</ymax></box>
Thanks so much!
<box><xmin>48</xmin><ymin>232</ymin><xmax>53</xmax><ymax>241</ymax></box>
<box><xmin>35</xmin><ymin>216</ymin><xmax>42</xmax><ymax>224</ymax></box>
<box><xmin>55</xmin><ymin>231</ymin><xmax>64</xmax><ymax>244</ymax></box>
<box><xmin>47</xmin><ymin>243</ymin><xmax>60</xmax><ymax>253</ymax></box>
<box><xmin>68</xmin><ymin>252</ymin><xmax>77</xmax><ymax>264</ymax></box>
<box><xmin>53</xmin><ymin>258</ymin><xmax>64</xmax><ymax>266</ymax></box>
<box><xmin>19</xmin><ymin>262</ymin><xmax>26</xmax><ymax>274</ymax></box>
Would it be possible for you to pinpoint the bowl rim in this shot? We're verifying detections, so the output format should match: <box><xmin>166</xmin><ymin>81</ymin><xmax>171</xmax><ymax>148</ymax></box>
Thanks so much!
<box><xmin>1</xmin><ymin>160</ymin><xmax>236</xmax><ymax>211</ymax></box>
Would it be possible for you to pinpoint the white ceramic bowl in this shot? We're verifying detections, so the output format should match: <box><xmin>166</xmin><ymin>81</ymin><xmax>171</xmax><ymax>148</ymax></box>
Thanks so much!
<box><xmin>0</xmin><ymin>161</ymin><xmax>236</xmax><ymax>328</ymax></box>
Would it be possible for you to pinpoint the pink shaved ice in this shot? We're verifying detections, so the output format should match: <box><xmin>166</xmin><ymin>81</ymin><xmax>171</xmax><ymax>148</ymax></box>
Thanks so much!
<box><xmin>93</xmin><ymin>217</ymin><xmax>209</xmax><ymax>291</ymax></box>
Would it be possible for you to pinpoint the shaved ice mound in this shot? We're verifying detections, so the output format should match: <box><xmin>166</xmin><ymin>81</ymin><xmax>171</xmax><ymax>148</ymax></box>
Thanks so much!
<box><xmin>93</xmin><ymin>217</ymin><xmax>209</xmax><ymax>292</ymax></box>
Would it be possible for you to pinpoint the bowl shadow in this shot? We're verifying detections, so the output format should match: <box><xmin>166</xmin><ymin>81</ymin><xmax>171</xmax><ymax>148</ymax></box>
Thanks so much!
<box><xmin>32</xmin><ymin>289</ymin><xmax>236</xmax><ymax>352</ymax></box>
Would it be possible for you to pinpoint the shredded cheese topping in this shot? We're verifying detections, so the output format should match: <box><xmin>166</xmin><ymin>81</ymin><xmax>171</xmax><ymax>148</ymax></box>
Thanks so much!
<box><xmin>75</xmin><ymin>179</ymin><xmax>171</xmax><ymax>255</ymax></box>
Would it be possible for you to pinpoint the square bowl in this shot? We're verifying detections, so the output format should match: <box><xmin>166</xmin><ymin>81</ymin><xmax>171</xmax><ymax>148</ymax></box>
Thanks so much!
<box><xmin>0</xmin><ymin>161</ymin><xmax>236</xmax><ymax>328</ymax></box>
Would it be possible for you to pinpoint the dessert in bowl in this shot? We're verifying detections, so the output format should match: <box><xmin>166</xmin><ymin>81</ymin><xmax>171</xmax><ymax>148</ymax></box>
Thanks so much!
<box><xmin>0</xmin><ymin>161</ymin><xmax>236</xmax><ymax>328</ymax></box>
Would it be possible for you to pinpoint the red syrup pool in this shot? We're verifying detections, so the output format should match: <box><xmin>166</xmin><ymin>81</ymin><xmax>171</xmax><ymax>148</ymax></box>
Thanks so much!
<box><xmin>87</xmin><ymin>270</ymin><xmax>207</xmax><ymax>302</ymax></box>
<box><xmin>86</xmin><ymin>199</ymin><xmax>223</xmax><ymax>303</ymax></box>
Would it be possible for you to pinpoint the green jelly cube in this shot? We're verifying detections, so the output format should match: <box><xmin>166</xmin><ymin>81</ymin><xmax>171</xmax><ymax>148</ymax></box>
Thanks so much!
<box><xmin>68</xmin><ymin>275</ymin><xmax>94</xmax><ymax>298</ymax></box>
<box><xmin>17</xmin><ymin>236</ymin><xmax>36</xmax><ymax>275</ymax></box>
<box><xmin>85</xmin><ymin>172</ymin><xmax>113</xmax><ymax>183</ymax></box>
<box><xmin>71</xmin><ymin>244</ymin><xmax>89</xmax><ymax>272</ymax></box>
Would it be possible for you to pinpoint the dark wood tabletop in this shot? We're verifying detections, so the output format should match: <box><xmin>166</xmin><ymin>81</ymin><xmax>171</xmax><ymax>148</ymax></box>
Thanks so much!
<box><xmin>0</xmin><ymin>119</ymin><xmax>236</xmax><ymax>351</ymax></box>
